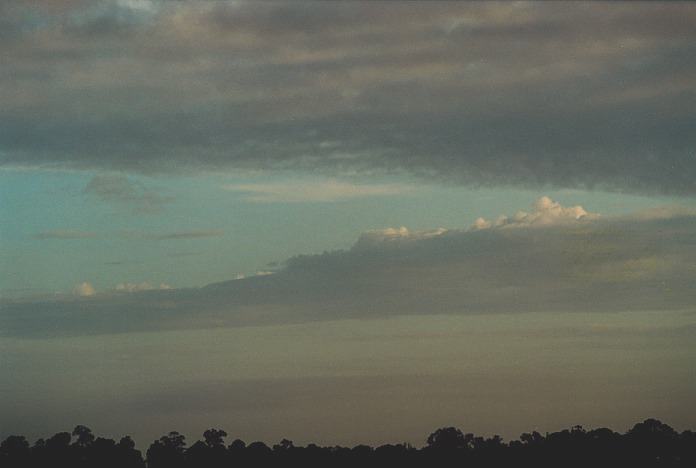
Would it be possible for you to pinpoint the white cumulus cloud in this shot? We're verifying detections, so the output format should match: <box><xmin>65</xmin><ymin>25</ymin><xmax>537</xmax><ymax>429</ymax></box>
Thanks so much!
<box><xmin>356</xmin><ymin>196</ymin><xmax>597</xmax><ymax>249</ymax></box>
<box><xmin>470</xmin><ymin>196</ymin><xmax>599</xmax><ymax>230</ymax></box>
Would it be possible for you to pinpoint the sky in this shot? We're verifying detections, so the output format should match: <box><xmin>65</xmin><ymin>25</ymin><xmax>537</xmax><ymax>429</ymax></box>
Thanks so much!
<box><xmin>1</xmin><ymin>0</ymin><xmax>696</xmax><ymax>448</ymax></box>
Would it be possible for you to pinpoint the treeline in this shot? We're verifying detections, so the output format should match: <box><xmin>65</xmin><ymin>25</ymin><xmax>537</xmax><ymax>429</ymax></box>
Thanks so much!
<box><xmin>2</xmin><ymin>419</ymin><xmax>696</xmax><ymax>467</ymax></box>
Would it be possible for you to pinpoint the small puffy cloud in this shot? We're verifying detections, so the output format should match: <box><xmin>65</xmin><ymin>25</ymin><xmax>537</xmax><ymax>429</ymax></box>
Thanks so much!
<box><xmin>471</xmin><ymin>217</ymin><xmax>492</xmax><ymax>230</ymax></box>
<box><xmin>470</xmin><ymin>196</ymin><xmax>599</xmax><ymax>230</ymax></box>
<box><xmin>357</xmin><ymin>196</ymin><xmax>595</xmax><ymax>250</ymax></box>
<box><xmin>222</xmin><ymin>179</ymin><xmax>411</xmax><ymax>203</ymax></box>
<box><xmin>72</xmin><ymin>281</ymin><xmax>96</xmax><ymax>297</ymax></box>
<box><xmin>518</xmin><ymin>196</ymin><xmax>599</xmax><ymax>225</ymax></box>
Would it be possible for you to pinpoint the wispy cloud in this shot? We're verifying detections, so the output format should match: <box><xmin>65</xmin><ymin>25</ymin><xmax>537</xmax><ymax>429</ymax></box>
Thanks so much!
<box><xmin>84</xmin><ymin>174</ymin><xmax>173</xmax><ymax>214</ymax></box>
<box><xmin>116</xmin><ymin>229</ymin><xmax>225</xmax><ymax>241</ymax></box>
<box><xmin>115</xmin><ymin>281</ymin><xmax>172</xmax><ymax>292</ymax></box>
<box><xmin>35</xmin><ymin>229</ymin><xmax>223</xmax><ymax>241</ymax></box>
<box><xmin>34</xmin><ymin>230</ymin><xmax>98</xmax><ymax>240</ymax></box>
<box><xmin>222</xmin><ymin>180</ymin><xmax>411</xmax><ymax>203</ymax></box>
<box><xmin>166</xmin><ymin>251</ymin><xmax>203</xmax><ymax>258</ymax></box>
<box><xmin>141</xmin><ymin>229</ymin><xmax>224</xmax><ymax>241</ymax></box>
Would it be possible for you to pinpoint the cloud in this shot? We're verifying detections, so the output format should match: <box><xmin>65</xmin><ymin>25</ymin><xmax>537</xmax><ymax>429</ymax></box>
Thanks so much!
<box><xmin>3</xmin><ymin>198</ymin><xmax>695</xmax><ymax>338</ymax></box>
<box><xmin>222</xmin><ymin>179</ymin><xmax>410</xmax><ymax>203</ymax></box>
<box><xmin>72</xmin><ymin>281</ymin><xmax>96</xmax><ymax>297</ymax></box>
<box><xmin>232</xmin><ymin>271</ymin><xmax>276</xmax><ymax>281</ymax></box>
<box><xmin>84</xmin><ymin>174</ymin><xmax>173</xmax><ymax>214</ymax></box>
<box><xmin>34</xmin><ymin>229</ymin><xmax>225</xmax><ymax>243</ymax></box>
<box><xmin>141</xmin><ymin>230</ymin><xmax>224</xmax><ymax>241</ymax></box>
<box><xmin>166</xmin><ymin>251</ymin><xmax>203</xmax><ymax>258</ymax></box>
<box><xmin>34</xmin><ymin>230</ymin><xmax>97</xmax><ymax>239</ymax></box>
<box><xmin>115</xmin><ymin>229</ymin><xmax>224</xmax><ymax>240</ymax></box>
<box><xmin>115</xmin><ymin>281</ymin><xmax>171</xmax><ymax>292</ymax></box>
<box><xmin>469</xmin><ymin>196</ymin><xmax>600</xmax><ymax>230</ymax></box>
<box><xmin>623</xmin><ymin>205</ymin><xmax>696</xmax><ymax>221</ymax></box>
<box><xmin>353</xmin><ymin>227</ymin><xmax>448</xmax><ymax>250</ymax></box>
<box><xmin>35</xmin><ymin>229</ymin><xmax>223</xmax><ymax>242</ymax></box>
<box><xmin>0</xmin><ymin>3</ymin><xmax>694</xmax><ymax>194</ymax></box>
<box><xmin>355</xmin><ymin>197</ymin><xmax>597</xmax><ymax>249</ymax></box>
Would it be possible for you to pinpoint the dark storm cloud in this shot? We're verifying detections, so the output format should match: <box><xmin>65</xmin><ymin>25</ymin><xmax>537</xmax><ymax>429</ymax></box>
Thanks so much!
<box><xmin>3</xmin><ymin>199</ymin><xmax>695</xmax><ymax>338</ymax></box>
<box><xmin>1</xmin><ymin>1</ymin><xmax>696</xmax><ymax>193</ymax></box>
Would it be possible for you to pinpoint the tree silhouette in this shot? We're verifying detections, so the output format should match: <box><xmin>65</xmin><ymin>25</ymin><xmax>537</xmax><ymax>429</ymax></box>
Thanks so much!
<box><xmin>627</xmin><ymin>418</ymin><xmax>681</xmax><ymax>466</ymax></box>
<box><xmin>2</xmin><ymin>418</ymin><xmax>695</xmax><ymax>468</ymax></box>
<box><xmin>146</xmin><ymin>432</ymin><xmax>187</xmax><ymax>468</ymax></box>
<box><xmin>0</xmin><ymin>435</ymin><xmax>30</xmax><ymax>468</ymax></box>
<box><xmin>183</xmin><ymin>429</ymin><xmax>229</xmax><ymax>468</ymax></box>
<box><xmin>228</xmin><ymin>438</ymin><xmax>246</xmax><ymax>451</ymax></box>
<box><xmin>273</xmin><ymin>438</ymin><xmax>294</xmax><ymax>452</ymax></box>
<box><xmin>71</xmin><ymin>426</ymin><xmax>95</xmax><ymax>448</ymax></box>
<box><xmin>247</xmin><ymin>441</ymin><xmax>272</xmax><ymax>454</ymax></box>
<box><xmin>426</xmin><ymin>427</ymin><xmax>471</xmax><ymax>450</ymax></box>
<box><xmin>203</xmin><ymin>429</ymin><xmax>227</xmax><ymax>449</ymax></box>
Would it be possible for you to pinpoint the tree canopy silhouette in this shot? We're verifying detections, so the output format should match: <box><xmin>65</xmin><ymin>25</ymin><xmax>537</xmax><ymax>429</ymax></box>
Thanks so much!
<box><xmin>2</xmin><ymin>419</ymin><xmax>695</xmax><ymax>468</ymax></box>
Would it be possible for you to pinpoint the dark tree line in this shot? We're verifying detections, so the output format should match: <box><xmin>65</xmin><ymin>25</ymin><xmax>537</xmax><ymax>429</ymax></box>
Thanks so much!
<box><xmin>2</xmin><ymin>419</ymin><xmax>696</xmax><ymax>467</ymax></box>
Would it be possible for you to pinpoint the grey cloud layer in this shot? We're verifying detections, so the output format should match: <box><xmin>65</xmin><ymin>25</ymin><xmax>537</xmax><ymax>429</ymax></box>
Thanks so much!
<box><xmin>1</xmin><ymin>2</ymin><xmax>695</xmax><ymax>194</ymax></box>
<box><xmin>4</xmin><ymin>203</ymin><xmax>696</xmax><ymax>338</ymax></box>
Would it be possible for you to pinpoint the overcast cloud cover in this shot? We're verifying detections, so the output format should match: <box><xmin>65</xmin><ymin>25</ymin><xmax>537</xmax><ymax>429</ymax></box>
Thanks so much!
<box><xmin>3</xmin><ymin>198</ymin><xmax>695</xmax><ymax>338</ymax></box>
<box><xmin>1</xmin><ymin>1</ymin><xmax>696</xmax><ymax>194</ymax></box>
